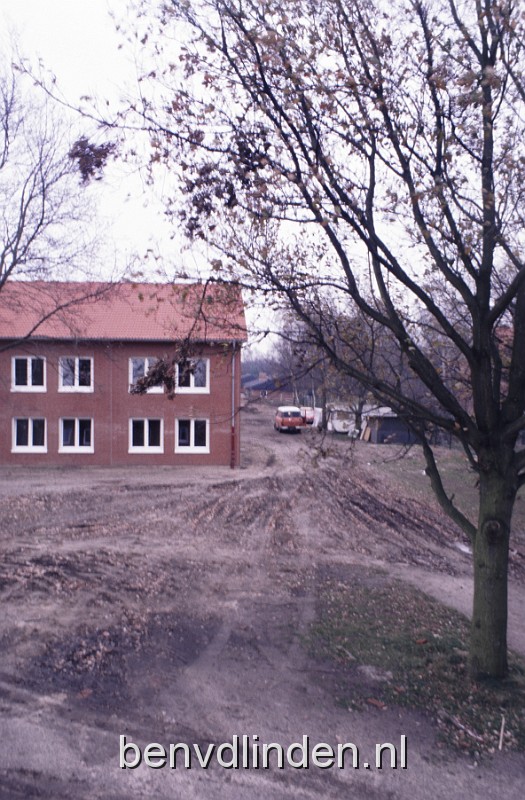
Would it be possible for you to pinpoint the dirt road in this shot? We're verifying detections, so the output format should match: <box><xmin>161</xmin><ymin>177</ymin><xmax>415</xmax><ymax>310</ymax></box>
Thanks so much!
<box><xmin>1</xmin><ymin>403</ymin><xmax>524</xmax><ymax>799</ymax></box>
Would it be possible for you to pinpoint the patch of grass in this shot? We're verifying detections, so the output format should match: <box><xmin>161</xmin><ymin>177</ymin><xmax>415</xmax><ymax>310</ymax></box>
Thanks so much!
<box><xmin>358</xmin><ymin>443</ymin><xmax>480</xmax><ymax>522</ymax></box>
<box><xmin>358</xmin><ymin>442</ymin><xmax>525</xmax><ymax>550</ymax></box>
<box><xmin>308</xmin><ymin>574</ymin><xmax>525</xmax><ymax>756</ymax></box>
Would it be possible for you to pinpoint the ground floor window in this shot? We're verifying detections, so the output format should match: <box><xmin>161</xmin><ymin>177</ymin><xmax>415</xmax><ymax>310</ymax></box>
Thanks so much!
<box><xmin>12</xmin><ymin>418</ymin><xmax>47</xmax><ymax>452</ymax></box>
<box><xmin>129</xmin><ymin>418</ymin><xmax>163</xmax><ymax>453</ymax></box>
<box><xmin>175</xmin><ymin>419</ymin><xmax>210</xmax><ymax>453</ymax></box>
<box><xmin>59</xmin><ymin>418</ymin><xmax>94</xmax><ymax>452</ymax></box>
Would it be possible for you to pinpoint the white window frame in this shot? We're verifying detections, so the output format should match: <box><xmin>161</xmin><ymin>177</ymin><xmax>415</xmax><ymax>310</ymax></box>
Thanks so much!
<box><xmin>59</xmin><ymin>418</ymin><xmax>94</xmax><ymax>453</ymax></box>
<box><xmin>175</xmin><ymin>358</ymin><xmax>210</xmax><ymax>394</ymax></box>
<box><xmin>11</xmin><ymin>356</ymin><xmax>46</xmax><ymax>392</ymax></box>
<box><xmin>58</xmin><ymin>356</ymin><xmax>94</xmax><ymax>392</ymax></box>
<box><xmin>128</xmin><ymin>357</ymin><xmax>163</xmax><ymax>394</ymax></box>
<box><xmin>11</xmin><ymin>418</ymin><xmax>47</xmax><ymax>453</ymax></box>
<box><xmin>128</xmin><ymin>418</ymin><xmax>164</xmax><ymax>454</ymax></box>
<box><xmin>175</xmin><ymin>418</ymin><xmax>210</xmax><ymax>454</ymax></box>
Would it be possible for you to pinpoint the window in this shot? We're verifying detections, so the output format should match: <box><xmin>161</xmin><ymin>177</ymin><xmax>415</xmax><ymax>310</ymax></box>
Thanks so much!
<box><xmin>12</xmin><ymin>418</ymin><xmax>47</xmax><ymax>452</ymax></box>
<box><xmin>59</xmin><ymin>357</ymin><xmax>93</xmax><ymax>391</ymax></box>
<box><xmin>59</xmin><ymin>418</ymin><xmax>94</xmax><ymax>452</ymax></box>
<box><xmin>176</xmin><ymin>358</ymin><xmax>209</xmax><ymax>393</ymax></box>
<box><xmin>175</xmin><ymin>419</ymin><xmax>210</xmax><ymax>453</ymax></box>
<box><xmin>129</xmin><ymin>357</ymin><xmax>162</xmax><ymax>393</ymax></box>
<box><xmin>129</xmin><ymin>418</ymin><xmax>164</xmax><ymax>453</ymax></box>
<box><xmin>11</xmin><ymin>356</ymin><xmax>46</xmax><ymax>391</ymax></box>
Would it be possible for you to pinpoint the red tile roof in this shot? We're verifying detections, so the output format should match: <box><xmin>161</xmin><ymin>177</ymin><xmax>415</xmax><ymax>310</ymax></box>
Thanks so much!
<box><xmin>0</xmin><ymin>281</ymin><xmax>247</xmax><ymax>343</ymax></box>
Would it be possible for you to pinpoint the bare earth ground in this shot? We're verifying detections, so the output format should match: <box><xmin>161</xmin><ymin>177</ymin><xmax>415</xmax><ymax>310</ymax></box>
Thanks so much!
<box><xmin>1</xmin><ymin>402</ymin><xmax>525</xmax><ymax>799</ymax></box>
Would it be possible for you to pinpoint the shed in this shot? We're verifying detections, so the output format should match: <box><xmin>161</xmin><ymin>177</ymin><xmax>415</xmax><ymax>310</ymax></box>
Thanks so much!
<box><xmin>361</xmin><ymin>407</ymin><xmax>418</xmax><ymax>445</ymax></box>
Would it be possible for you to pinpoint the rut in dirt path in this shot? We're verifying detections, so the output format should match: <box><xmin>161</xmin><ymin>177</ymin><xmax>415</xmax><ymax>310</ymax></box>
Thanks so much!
<box><xmin>180</xmin><ymin>464</ymin><xmax>473</xmax><ymax>576</ymax></box>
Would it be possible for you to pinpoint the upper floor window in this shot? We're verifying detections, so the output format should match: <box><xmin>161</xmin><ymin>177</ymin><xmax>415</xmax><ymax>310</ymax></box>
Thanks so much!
<box><xmin>176</xmin><ymin>358</ymin><xmax>209</xmax><ymax>393</ymax></box>
<box><xmin>59</xmin><ymin>357</ymin><xmax>93</xmax><ymax>392</ymax></box>
<box><xmin>12</xmin><ymin>356</ymin><xmax>46</xmax><ymax>392</ymax></box>
<box><xmin>129</xmin><ymin>357</ymin><xmax>162</xmax><ymax>393</ymax></box>
<box><xmin>59</xmin><ymin>418</ymin><xmax>93</xmax><ymax>452</ymax></box>
<box><xmin>12</xmin><ymin>418</ymin><xmax>47</xmax><ymax>452</ymax></box>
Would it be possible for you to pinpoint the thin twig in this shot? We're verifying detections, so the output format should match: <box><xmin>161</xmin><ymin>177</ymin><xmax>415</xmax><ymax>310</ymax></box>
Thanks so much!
<box><xmin>498</xmin><ymin>715</ymin><xmax>506</xmax><ymax>751</ymax></box>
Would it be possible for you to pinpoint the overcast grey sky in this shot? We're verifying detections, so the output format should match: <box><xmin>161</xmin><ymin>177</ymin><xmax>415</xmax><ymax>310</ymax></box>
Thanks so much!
<box><xmin>1</xmin><ymin>0</ymin><xmax>130</xmax><ymax>102</ymax></box>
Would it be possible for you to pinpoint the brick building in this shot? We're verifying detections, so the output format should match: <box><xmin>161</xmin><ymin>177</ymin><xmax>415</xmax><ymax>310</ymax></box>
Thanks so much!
<box><xmin>0</xmin><ymin>281</ymin><xmax>247</xmax><ymax>466</ymax></box>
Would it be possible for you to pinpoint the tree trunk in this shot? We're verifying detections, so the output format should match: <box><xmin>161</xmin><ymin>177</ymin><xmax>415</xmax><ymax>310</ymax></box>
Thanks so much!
<box><xmin>354</xmin><ymin>399</ymin><xmax>364</xmax><ymax>438</ymax></box>
<box><xmin>470</xmin><ymin>457</ymin><xmax>516</xmax><ymax>680</ymax></box>
<box><xmin>321</xmin><ymin>384</ymin><xmax>328</xmax><ymax>431</ymax></box>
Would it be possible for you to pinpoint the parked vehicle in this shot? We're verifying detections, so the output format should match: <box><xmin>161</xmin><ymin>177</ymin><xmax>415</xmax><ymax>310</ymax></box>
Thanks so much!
<box><xmin>274</xmin><ymin>406</ymin><xmax>304</xmax><ymax>433</ymax></box>
<box><xmin>300</xmin><ymin>406</ymin><xmax>315</xmax><ymax>425</ymax></box>
<box><xmin>327</xmin><ymin>407</ymin><xmax>353</xmax><ymax>434</ymax></box>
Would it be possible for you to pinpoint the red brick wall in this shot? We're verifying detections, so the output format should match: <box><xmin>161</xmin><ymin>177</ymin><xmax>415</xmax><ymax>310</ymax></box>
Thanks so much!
<box><xmin>0</xmin><ymin>340</ymin><xmax>243</xmax><ymax>467</ymax></box>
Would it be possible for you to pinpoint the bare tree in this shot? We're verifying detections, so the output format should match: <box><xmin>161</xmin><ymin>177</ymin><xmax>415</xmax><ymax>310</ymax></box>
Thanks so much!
<box><xmin>0</xmin><ymin>59</ymin><xmax>113</xmax><ymax>305</ymax></box>
<box><xmin>125</xmin><ymin>0</ymin><xmax>525</xmax><ymax>680</ymax></box>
